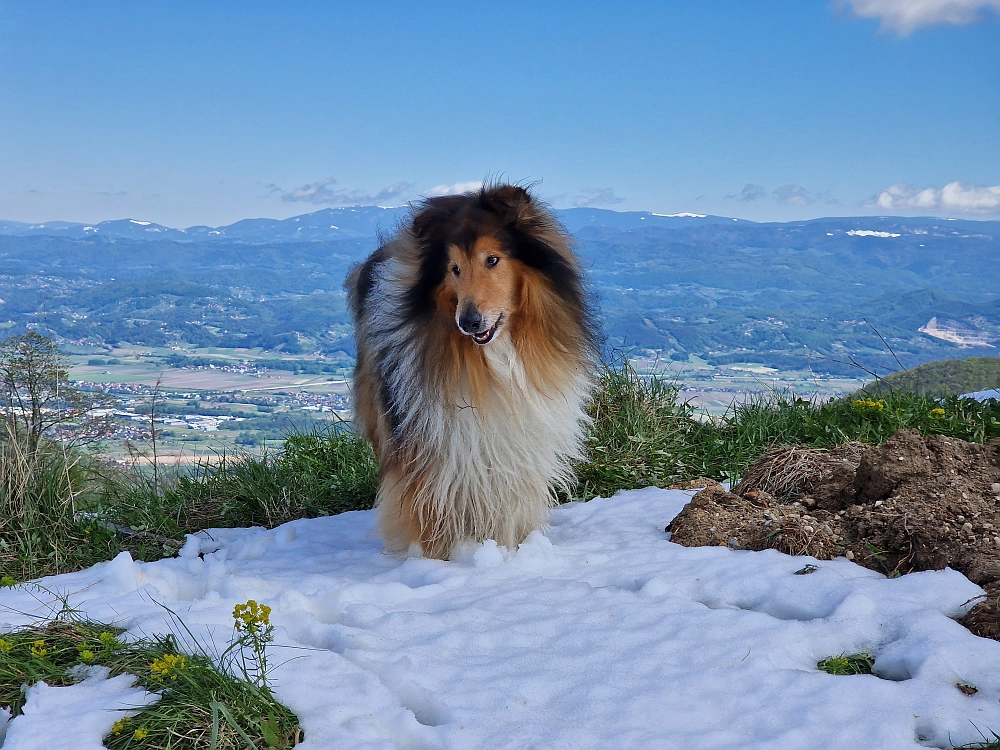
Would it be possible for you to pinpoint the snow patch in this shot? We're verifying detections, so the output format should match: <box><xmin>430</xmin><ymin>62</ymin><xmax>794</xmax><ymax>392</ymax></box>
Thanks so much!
<box><xmin>2</xmin><ymin>668</ymin><xmax>157</xmax><ymax>749</ymax></box>
<box><xmin>847</xmin><ymin>229</ymin><xmax>901</xmax><ymax>238</ymax></box>
<box><xmin>0</xmin><ymin>489</ymin><xmax>998</xmax><ymax>748</ymax></box>
<box><xmin>961</xmin><ymin>388</ymin><xmax>1000</xmax><ymax>402</ymax></box>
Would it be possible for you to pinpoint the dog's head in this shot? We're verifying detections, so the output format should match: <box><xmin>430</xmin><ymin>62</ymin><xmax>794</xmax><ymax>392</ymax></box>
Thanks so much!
<box><xmin>409</xmin><ymin>184</ymin><xmax>581</xmax><ymax>346</ymax></box>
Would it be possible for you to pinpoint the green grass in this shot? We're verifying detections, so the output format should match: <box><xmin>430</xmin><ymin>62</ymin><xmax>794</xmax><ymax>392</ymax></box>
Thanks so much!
<box><xmin>573</xmin><ymin>360</ymin><xmax>1000</xmax><ymax>500</ymax></box>
<box><xmin>96</xmin><ymin>422</ymin><xmax>378</xmax><ymax>541</ymax></box>
<box><xmin>858</xmin><ymin>356</ymin><xmax>1000</xmax><ymax>399</ymax></box>
<box><xmin>1</xmin><ymin>419</ymin><xmax>377</xmax><ymax>581</ymax></box>
<box><xmin>956</xmin><ymin>731</ymin><xmax>1000</xmax><ymax>750</ymax></box>
<box><xmin>0</xmin><ymin>609</ymin><xmax>302</xmax><ymax>748</ymax></box>
<box><xmin>6</xmin><ymin>361</ymin><xmax>1000</xmax><ymax>579</ymax></box>
<box><xmin>574</xmin><ymin>361</ymin><xmax>707</xmax><ymax>500</ymax></box>
<box><xmin>816</xmin><ymin>653</ymin><xmax>875</xmax><ymax>676</ymax></box>
<box><xmin>723</xmin><ymin>389</ymin><xmax>1000</xmax><ymax>453</ymax></box>
<box><xmin>0</xmin><ymin>427</ymin><xmax>168</xmax><ymax>581</ymax></box>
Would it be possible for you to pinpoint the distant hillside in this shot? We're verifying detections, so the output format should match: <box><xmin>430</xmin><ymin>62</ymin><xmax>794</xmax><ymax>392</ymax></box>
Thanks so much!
<box><xmin>861</xmin><ymin>357</ymin><xmax>1000</xmax><ymax>397</ymax></box>
<box><xmin>2</xmin><ymin>206</ymin><xmax>998</xmax><ymax>245</ymax></box>
<box><xmin>1</xmin><ymin>210</ymin><xmax>998</xmax><ymax>374</ymax></box>
<box><xmin>0</xmin><ymin>206</ymin><xmax>735</xmax><ymax>243</ymax></box>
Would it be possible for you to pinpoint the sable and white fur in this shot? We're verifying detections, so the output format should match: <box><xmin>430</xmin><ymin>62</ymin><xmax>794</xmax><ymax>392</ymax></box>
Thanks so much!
<box><xmin>347</xmin><ymin>184</ymin><xmax>599</xmax><ymax>559</ymax></box>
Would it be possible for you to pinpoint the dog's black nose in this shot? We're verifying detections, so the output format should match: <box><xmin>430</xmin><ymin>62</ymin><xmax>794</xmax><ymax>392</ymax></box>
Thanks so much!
<box><xmin>458</xmin><ymin>302</ymin><xmax>483</xmax><ymax>334</ymax></box>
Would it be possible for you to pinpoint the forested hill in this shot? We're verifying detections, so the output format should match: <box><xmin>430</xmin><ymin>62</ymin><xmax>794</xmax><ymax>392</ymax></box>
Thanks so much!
<box><xmin>859</xmin><ymin>356</ymin><xmax>1000</xmax><ymax>398</ymax></box>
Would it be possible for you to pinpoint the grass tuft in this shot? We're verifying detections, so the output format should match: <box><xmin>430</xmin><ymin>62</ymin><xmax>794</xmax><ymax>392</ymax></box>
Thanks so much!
<box><xmin>0</xmin><ymin>425</ymin><xmax>168</xmax><ymax>581</ymax></box>
<box><xmin>955</xmin><ymin>729</ymin><xmax>1000</xmax><ymax>750</ymax></box>
<box><xmin>96</xmin><ymin>421</ymin><xmax>378</xmax><ymax>540</ymax></box>
<box><xmin>574</xmin><ymin>360</ymin><xmax>1000</xmax><ymax>499</ymax></box>
<box><xmin>0</xmin><ymin>614</ymin><xmax>302</xmax><ymax>748</ymax></box>
<box><xmin>574</xmin><ymin>360</ymin><xmax>707</xmax><ymax>500</ymax></box>
<box><xmin>816</xmin><ymin>653</ymin><xmax>875</xmax><ymax>676</ymax></box>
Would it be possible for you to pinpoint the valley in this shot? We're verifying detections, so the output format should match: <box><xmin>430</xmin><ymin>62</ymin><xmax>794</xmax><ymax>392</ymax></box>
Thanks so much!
<box><xmin>2</xmin><ymin>206</ymin><xmax>997</xmax><ymax>452</ymax></box>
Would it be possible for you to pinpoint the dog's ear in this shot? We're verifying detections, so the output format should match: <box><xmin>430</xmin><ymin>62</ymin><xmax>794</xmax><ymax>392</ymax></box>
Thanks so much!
<box><xmin>479</xmin><ymin>185</ymin><xmax>532</xmax><ymax>226</ymax></box>
<box><xmin>411</xmin><ymin>195</ymin><xmax>466</xmax><ymax>245</ymax></box>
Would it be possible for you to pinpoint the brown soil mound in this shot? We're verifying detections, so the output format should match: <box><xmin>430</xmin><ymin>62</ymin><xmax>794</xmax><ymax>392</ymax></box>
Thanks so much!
<box><xmin>667</xmin><ymin>430</ymin><xmax>1000</xmax><ymax>639</ymax></box>
<box><xmin>734</xmin><ymin>443</ymin><xmax>866</xmax><ymax>509</ymax></box>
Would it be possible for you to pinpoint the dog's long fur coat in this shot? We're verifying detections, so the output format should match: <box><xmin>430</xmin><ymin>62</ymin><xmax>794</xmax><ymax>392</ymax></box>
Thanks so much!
<box><xmin>347</xmin><ymin>184</ymin><xmax>599</xmax><ymax>559</ymax></box>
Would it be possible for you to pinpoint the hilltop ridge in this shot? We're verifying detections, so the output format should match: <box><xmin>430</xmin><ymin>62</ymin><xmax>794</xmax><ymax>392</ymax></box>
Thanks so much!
<box><xmin>3</xmin><ymin>205</ymin><xmax>998</xmax><ymax>244</ymax></box>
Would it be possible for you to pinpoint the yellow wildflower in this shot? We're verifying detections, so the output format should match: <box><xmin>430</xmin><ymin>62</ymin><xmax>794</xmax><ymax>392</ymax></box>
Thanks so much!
<box><xmin>150</xmin><ymin>653</ymin><xmax>188</xmax><ymax>680</ymax></box>
<box><xmin>930</xmin><ymin>407</ymin><xmax>945</xmax><ymax>417</ymax></box>
<box><xmin>852</xmin><ymin>398</ymin><xmax>885</xmax><ymax>412</ymax></box>
<box><xmin>133</xmin><ymin>727</ymin><xmax>150</xmax><ymax>741</ymax></box>
<box><xmin>111</xmin><ymin>717</ymin><xmax>132</xmax><ymax>735</ymax></box>
<box><xmin>0</xmin><ymin>638</ymin><xmax>12</xmax><ymax>654</ymax></box>
<box><xmin>99</xmin><ymin>631</ymin><xmax>120</xmax><ymax>650</ymax></box>
<box><xmin>79</xmin><ymin>649</ymin><xmax>96</xmax><ymax>664</ymax></box>
<box><xmin>233</xmin><ymin>599</ymin><xmax>272</xmax><ymax>633</ymax></box>
<box><xmin>30</xmin><ymin>639</ymin><xmax>47</xmax><ymax>659</ymax></box>
<box><xmin>0</xmin><ymin>575</ymin><xmax>15</xmax><ymax>587</ymax></box>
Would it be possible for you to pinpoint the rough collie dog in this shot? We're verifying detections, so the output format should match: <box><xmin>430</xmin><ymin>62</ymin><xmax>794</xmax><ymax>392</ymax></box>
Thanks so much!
<box><xmin>346</xmin><ymin>184</ymin><xmax>599</xmax><ymax>559</ymax></box>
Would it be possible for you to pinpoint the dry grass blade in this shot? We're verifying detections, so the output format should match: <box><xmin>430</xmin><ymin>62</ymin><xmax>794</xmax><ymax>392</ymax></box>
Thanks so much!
<box><xmin>0</xmin><ymin>421</ymin><xmax>81</xmax><ymax>576</ymax></box>
<box><xmin>734</xmin><ymin>442</ymin><xmax>865</xmax><ymax>502</ymax></box>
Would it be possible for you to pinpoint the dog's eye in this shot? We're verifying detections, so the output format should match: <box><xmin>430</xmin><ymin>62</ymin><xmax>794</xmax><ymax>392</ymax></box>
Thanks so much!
<box><xmin>485</xmin><ymin>255</ymin><xmax>499</xmax><ymax>268</ymax></box>
<box><xmin>451</xmin><ymin>265</ymin><xmax>460</xmax><ymax>276</ymax></box>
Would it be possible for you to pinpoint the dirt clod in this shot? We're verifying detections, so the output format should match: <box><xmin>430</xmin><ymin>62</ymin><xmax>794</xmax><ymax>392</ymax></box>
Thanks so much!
<box><xmin>667</xmin><ymin>430</ymin><xmax>1000</xmax><ymax>640</ymax></box>
<box><xmin>733</xmin><ymin>443</ymin><xmax>865</xmax><ymax>510</ymax></box>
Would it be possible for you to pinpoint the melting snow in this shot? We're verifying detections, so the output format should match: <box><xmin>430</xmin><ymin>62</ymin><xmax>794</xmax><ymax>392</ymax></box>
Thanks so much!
<box><xmin>652</xmin><ymin>212</ymin><xmax>708</xmax><ymax>218</ymax></box>
<box><xmin>847</xmin><ymin>230</ymin><xmax>901</xmax><ymax>238</ymax></box>
<box><xmin>1</xmin><ymin>487</ymin><xmax>998</xmax><ymax>749</ymax></box>
<box><xmin>128</xmin><ymin>220</ymin><xmax>152</xmax><ymax>226</ymax></box>
<box><xmin>0</xmin><ymin>668</ymin><xmax>156</xmax><ymax>749</ymax></box>
<box><xmin>961</xmin><ymin>388</ymin><xmax>1000</xmax><ymax>402</ymax></box>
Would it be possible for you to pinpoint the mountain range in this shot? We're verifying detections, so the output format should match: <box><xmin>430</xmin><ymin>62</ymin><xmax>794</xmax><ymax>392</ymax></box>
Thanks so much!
<box><xmin>0</xmin><ymin>207</ymin><xmax>741</xmax><ymax>243</ymax></box>
<box><xmin>1</xmin><ymin>207</ymin><xmax>998</xmax><ymax>376</ymax></box>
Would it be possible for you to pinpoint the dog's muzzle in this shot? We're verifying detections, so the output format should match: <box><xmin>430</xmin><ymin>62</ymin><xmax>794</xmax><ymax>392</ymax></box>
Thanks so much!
<box><xmin>458</xmin><ymin>303</ymin><xmax>502</xmax><ymax>345</ymax></box>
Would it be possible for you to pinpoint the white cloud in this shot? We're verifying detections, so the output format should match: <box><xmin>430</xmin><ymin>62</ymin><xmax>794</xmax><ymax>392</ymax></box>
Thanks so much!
<box><xmin>839</xmin><ymin>0</ymin><xmax>1000</xmax><ymax>34</ymax></box>
<box><xmin>772</xmin><ymin>184</ymin><xmax>839</xmax><ymax>207</ymax></box>
<box><xmin>871</xmin><ymin>181</ymin><xmax>1000</xmax><ymax>213</ymax></box>
<box><xmin>271</xmin><ymin>178</ymin><xmax>414</xmax><ymax>206</ymax></box>
<box><xmin>423</xmin><ymin>181</ymin><xmax>484</xmax><ymax>197</ymax></box>
<box><xmin>728</xmin><ymin>184</ymin><xmax>767</xmax><ymax>202</ymax></box>
<box><xmin>570</xmin><ymin>187</ymin><xmax>625</xmax><ymax>207</ymax></box>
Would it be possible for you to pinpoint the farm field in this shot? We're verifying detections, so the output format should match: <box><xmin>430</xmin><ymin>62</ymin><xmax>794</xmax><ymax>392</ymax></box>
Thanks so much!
<box><xmin>67</xmin><ymin>346</ymin><xmax>352</xmax><ymax>459</ymax></box>
<box><xmin>67</xmin><ymin>345</ymin><xmax>868</xmax><ymax>460</ymax></box>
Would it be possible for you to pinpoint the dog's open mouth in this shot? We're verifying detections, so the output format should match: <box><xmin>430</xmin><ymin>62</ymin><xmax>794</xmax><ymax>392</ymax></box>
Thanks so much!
<box><xmin>471</xmin><ymin>315</ymin><xmax>502</xmax><ymax>345</ymax></box>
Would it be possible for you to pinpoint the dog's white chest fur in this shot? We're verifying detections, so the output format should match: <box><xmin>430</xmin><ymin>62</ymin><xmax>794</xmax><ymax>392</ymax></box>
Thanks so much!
<box><xmin>413</xmin><ymin>332</ymin><xmax>590</xmax><ymax>552</ymax></box>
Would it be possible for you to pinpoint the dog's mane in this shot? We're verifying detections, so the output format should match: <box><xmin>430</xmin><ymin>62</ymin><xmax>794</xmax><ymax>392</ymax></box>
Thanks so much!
<box><xmin>345</xmin><ymin>183</ymin><xmax>602</xmax><ymax>442</ymax></box>
<box><xmin>394</xmin><ymin>185</ymin><xmax>600</xmax><ymax>397</ymax></box>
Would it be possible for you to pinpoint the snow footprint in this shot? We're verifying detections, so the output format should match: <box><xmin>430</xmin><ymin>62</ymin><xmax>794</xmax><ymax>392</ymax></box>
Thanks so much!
<box><xmin>349</xmin><ymin>654</ymin><xmax>451</xmax><ymax>728</ymax></box>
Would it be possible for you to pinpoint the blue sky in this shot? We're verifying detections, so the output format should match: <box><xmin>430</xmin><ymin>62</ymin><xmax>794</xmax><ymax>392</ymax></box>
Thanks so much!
<box><xmin>1</xmin><ymin>0</ymin><xmax>998</xmax><ymax>226</ymax></box>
